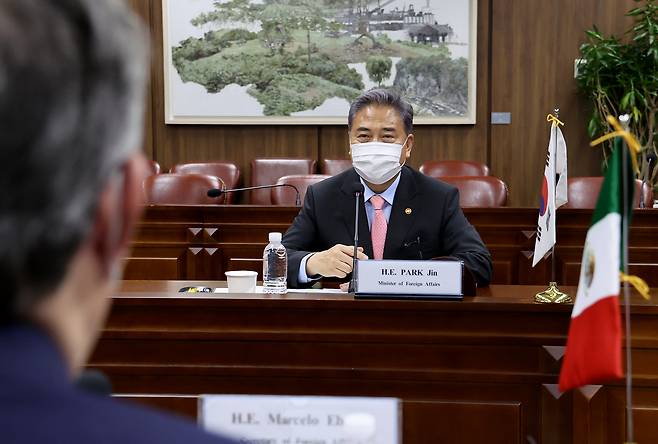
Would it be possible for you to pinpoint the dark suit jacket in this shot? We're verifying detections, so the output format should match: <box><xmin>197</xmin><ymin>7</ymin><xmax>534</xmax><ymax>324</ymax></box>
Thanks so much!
<box><xmin>0</xmin><ymin>323</ymin><xmax>236</xmax><ymax>444</ymax></box>
<box><xmin>283</xmin><ymin>166</ymin><xmax>492</xmax><ymax>288</ymax></box>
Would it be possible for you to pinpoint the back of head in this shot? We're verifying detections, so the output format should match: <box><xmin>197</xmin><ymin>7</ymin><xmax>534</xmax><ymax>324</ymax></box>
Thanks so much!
<box><xmin>0</xmin><ymin>0</ymin><xmax>147</xmax><ymax>323</ymax></box>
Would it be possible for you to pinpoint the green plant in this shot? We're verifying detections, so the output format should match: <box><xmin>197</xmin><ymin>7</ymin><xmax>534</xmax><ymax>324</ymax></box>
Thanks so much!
<box><xmin>576</xmin><ymin>0</ymin><xmax>658</xmax><ymax>183</ymax></box>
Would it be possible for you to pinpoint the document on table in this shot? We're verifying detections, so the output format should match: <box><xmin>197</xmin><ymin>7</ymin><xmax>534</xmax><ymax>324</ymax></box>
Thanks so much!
<box><xmin>214</xmin><ymin>286</ymin><xmax>343</xmax><ymax>294</ymax></box>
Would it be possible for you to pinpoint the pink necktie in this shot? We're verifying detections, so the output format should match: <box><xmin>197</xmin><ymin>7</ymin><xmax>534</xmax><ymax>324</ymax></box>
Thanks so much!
<box><xmin>370</xmin><ymin>195</ymin><xmax>387</xmax><ymax>260</ymax></box>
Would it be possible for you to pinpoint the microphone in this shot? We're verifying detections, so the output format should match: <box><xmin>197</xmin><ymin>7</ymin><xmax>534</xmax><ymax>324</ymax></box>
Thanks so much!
<box><xmin>348</xmin><ymin>182</ymin><xmax>364</xmax><ymax>293</ymax></box>
<box><xmin>207</xmin><ymin>184</ymin><xmax>301</xmax><ymax>206</ymax></box>
<box><xmin>74</xmin><ymin>369</ymin><xmax>112</xmax><ymax>396</ymax></box>
<box><xmin>403</xmin><ymin>236</ymin><xmax>423</xmax><ymax>259</ymax></box>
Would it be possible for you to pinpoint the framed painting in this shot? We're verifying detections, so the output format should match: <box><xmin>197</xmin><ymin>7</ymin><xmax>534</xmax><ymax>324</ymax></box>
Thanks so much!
<box><xmin>162</xmin><ymin>0</ymin><xmax>477</xmax><ymax>124</ymax></box>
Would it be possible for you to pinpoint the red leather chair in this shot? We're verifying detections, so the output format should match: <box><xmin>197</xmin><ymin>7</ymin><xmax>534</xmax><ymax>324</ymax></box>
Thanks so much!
<box><xmin>250</xmin><ymin>158</ymin><xmax>316</xmax><ymax>204</ymax></box>
<box><xmin>143</xmin><ymin>174</ymin><xmax>225</xmax><ymax>205</ymax></box>
<box><xmin>439</xmin><ymin>176</ymin><xmax>508</xmax><ymax>207</ymax></box>
<box><xmin>170</xmin><ymin>162</ymin><xmax>241</xmax><ymax>204</ymax></box>
<box><xmin>420</xmin><ymin>160</ymin><xmax>490</xmax><ymax>178</ymax></box>
<box><xmin>563</xmin><ymin>176</ymin><xmax>653</xmax><ymax>209</ymax></box>
<box><xmin>319</xmin><ymin>159</ymin><xmax>352</xmax><ymax>176</ymax></box>
<box><xmin>147</xmin><ymin>160</ymin><xmax>161</xmax><ymax>176</ymax></box>
<box><xmin>271</xmin><ymin>174</ymin><xmax>331</xmax><ymax>205</ymax></box>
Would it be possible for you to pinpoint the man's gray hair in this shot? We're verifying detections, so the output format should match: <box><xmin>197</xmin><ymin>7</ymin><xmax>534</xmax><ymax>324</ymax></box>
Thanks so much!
<box><xmin>348</xmin><ymin>88</ymin><xmax>414</xmax><ymax>135</ymax></box>
<box><xmin>0</xmin><ymin>0</ymin><xmax>148</xmax><ymax>321</ymax></box>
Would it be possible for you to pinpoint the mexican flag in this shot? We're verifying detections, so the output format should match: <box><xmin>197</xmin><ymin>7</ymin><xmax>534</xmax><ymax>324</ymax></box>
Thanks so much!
<box><xmin>558</xmin><ymin>138</ymin><xmax>635</xmax><ymax>392</ymax></box>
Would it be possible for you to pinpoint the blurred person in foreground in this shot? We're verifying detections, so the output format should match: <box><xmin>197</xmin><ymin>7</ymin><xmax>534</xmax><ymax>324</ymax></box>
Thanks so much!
<box><xmin>0</xmin><ymin>0</ymin><xmax>235</xmax><ymax>442</ymax></box>
<box><xmin>283</xmin><ymin>89</ymin><xmax>492</xmax><ymax>289</ymax></box>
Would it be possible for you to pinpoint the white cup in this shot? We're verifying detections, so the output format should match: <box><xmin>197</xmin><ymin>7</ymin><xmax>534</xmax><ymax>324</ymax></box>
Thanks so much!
<box><xmin>225</xmin><ymin>270</ymin><xmax>258</xmax><ymax>293</ymax></box>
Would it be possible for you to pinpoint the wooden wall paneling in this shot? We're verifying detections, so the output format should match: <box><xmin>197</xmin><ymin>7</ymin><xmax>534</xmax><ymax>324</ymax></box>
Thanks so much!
<box><xmin>633</xmin><ymin>396</ymin><xmax>658</xmax><ymax>444</ymax></box>
<box><xmin>318</xmin><ymin>125</ymin><xmax>349</xmax><ymax>162</ymax></box>
<box><xmin>604</xmin><ymin>316</ymin><xmax>658</xmax><ymax>440</ymax></box>
<box><xmin>102</xmin><ymin>370</ymin><xmax>545</xmax><ymax>441</ymax></box>
<box><xmin>98</xmin><ymin>285</ymin><xmax>629</xmax><ymax>442</ymax></box>
<box><xmin>539</xmin><ymin>345</ymin><xmax>564</xmax><ymax>375</ymax></box>
<box><xmin>556</xmin><ymin>0</ymin><xmax>638</xmax><ymax>185</ymax></box>
<box><xmin>125</xmin><ymin>243</ymin><xmax>268</xmax><ymax>280</ymax></box>
<box><xmin>203</xmin><ymin>223</ymin><xmax>291</xmax><ymax>243</ymax></box>
<box><xmin>117</xmin><ymin>395</ymin><xmax>198</xmax><ymax>420</ymax></box>
<box><xmin>490</xmin><ymin>248</ymin><xmax>514</xmax><ymax>284</ymax></box>
<box><xmin>125</xmin><ymin>206</ymin><xmax>658</xmax><ymax>283</ymax></box>
<box><xmin>132</xmin><ymin>223</ymin><xmax>201</xmax><ymax>243</ymax></box>
<box><xmin>96</xmin><ymin>284</ymin><xmax>658</xmax><ymax>443</ymax></box>
<box><xmin>605</xmin><ymin>387</ymin><xmax>658</xmax><ymax>442</ymax></box>
<box><xmin>110</xmin><ymin>374</ymin><xmax>658</xmax><ymax>444</ymax></box>
<box><xmin>118</xmin><ymin>395</ymin><xmax>526</xmax><ymax>443</ymax></box>
<box><xmin>403</xmin><ymin>400</ymin><xmax>521</xmax><ymax>444</ymax></box>
<box><xmin>122</xmin><ymin>256</ymin><xmax>180</xmax><ymax>280</ymax></box>
<box><xmin>559</xmin><ymin>246</ymin><xmax>658</xmax><ymax>286</ymax></box>
<box><xmin>490</xmin><ymin>0</ymin><xmax>564</xmax><ymax>208</ymax></box>
<box><xmin>160</xmin><ymin>125</ymin><xmax>319</xmax><ymax>175</ymax></box>
<box><xmin>516</xmin><ymin>249</ymin><xmax>548</xmax><ymax>285</ymax></box>
<box><xmin>127</xmin><ymin>0</ymin><xmax>154</xmax><ymax>160</ymax></box>
<box><xmin>540</xmin><ymin>384</ymin><xmax>572</xmax><ymax>444</ymax></box>
<box><xmin>186</xmin><ymin>247</ymin><xmax>223</xmax><ymax>280</ymax></box>
<box><xmin>490</xmin><ymin>0</ymin><xmax>637</xmax><ymax>207</ymax></box>
<box><xmin>228</xmin><ymin>258</ymin><xmax>263</xmax><ymax>275</ymax></box>
<box><xmin>571</xmin><ymin>385</ymin><xmax>607</xmax><ymax>444</ymax></box>
<box><xmin>125</xmin><ymin>246</ymin><xmax>187</xmax><ymax>279</ymax></box>
<box><xmin>219</xmin><ymin>243</ymin><xmax>269</xmax><ymax>277</ymax></box>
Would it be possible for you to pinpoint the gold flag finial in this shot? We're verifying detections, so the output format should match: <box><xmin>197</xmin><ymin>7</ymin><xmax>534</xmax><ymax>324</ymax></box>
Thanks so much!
<box><xmin>546</xmin><ymin>113</ymin><xmax>564</xmax><ymax>127</ymax></box>
<box><xmin>590</xmin><ymin>115</ymin><xmax>641</xmax><ymax>174</ymax></box>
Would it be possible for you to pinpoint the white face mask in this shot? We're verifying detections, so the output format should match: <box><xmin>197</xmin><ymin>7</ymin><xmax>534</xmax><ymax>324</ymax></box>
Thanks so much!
<box><xmin>350</xmin><ymin>137</ymin><xmax>408</xmax><ymax>185</ymax></box>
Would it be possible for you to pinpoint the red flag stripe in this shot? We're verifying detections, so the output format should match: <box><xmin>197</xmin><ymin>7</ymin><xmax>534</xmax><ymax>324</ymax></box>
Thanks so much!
<box><xmin>558</xmin><ymin>295</ymin><xmax>623</xmax><ymax>392</ymax></box>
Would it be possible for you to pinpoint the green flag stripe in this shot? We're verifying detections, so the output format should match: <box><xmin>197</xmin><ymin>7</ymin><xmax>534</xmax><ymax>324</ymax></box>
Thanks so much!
<box><xmin>590</xmin><ymin>137</ymin><xmax>635</xmax><ymax>270</ymax></box>
<box><xmin>591</xmin><ymin>137</ymin><xmax>635</xmax><ymax>225</ymax></box>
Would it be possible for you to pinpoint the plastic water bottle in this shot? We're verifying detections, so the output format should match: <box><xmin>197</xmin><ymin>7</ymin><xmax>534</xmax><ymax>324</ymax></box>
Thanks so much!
<box><xmin>263</xmin><ymin>232</ymin><xmax>287</xmax><ymax>294</ymax></box>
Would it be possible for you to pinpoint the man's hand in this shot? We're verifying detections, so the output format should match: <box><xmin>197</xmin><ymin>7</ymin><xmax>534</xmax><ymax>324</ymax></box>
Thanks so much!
<box><xmin>306</xmin><ymin>244</ymin><xmax>369</xmax><ymax>278</ymax></box>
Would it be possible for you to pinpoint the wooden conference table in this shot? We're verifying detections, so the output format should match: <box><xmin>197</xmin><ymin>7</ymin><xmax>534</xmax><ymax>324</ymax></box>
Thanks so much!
<box><xmin>90</xmin><ymin>281</ymin><xmax>658</xmax><ymax>444</ymax></box>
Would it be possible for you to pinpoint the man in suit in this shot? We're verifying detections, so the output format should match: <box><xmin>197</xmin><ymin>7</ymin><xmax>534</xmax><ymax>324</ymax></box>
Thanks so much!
<box><xmin>283</xmin><ymin>89</ymin><xmax>492</xmax><ymax>289</ymax></box>
<box><xmin>0</xmin><ymin>1</ymin><xmax>234</xmax><ymax>443</ymax></box>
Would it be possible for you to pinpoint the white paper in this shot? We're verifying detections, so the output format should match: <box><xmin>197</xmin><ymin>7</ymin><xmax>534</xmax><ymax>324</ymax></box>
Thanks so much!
<box><xmin>200</xmin><ymin>395</ymin><xmax>400</xmax><ymax>444</ymax></box>
<box><xmin>214</xmin><ymin>286</ymin><xmax>344</xmax><ymax>294</ymax></box>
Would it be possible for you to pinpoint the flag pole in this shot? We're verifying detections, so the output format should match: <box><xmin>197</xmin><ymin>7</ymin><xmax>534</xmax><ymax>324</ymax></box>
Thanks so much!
<box><xmin>619</xmin><ymin>114</ymin><xmax>635</xmax><ymax>444</ymax></box>
<box><xmin>535</xmin><ymin>106</ymin><xmax>571</xmax><ymax>304</ymax></box>
<box><xmin>551</xmin><ymin>107</ymin><xmax>559</xmax><ymax>284</ymax></box>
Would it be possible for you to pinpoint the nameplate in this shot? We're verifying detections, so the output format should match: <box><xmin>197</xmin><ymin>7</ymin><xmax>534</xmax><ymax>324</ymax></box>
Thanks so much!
<box><xmin>355</xmin><ymin>259</ymin><xmax>463</xmax><ymax>299</ymax></box>
<box><xmin>200</xmin><ymin>395</ymin><xmax>400</xmax><ymax>444</ymax></box>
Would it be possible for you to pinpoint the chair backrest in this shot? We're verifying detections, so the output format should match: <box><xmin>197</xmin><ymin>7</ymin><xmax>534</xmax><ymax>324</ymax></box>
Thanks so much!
<box><xmin>420</xmin><ymin>160</ymin><xmax>490</xmax><ymax>178</ymax></box>
<box><xmin>143</xmin><ymin>173</ymin><xmax>225</xmax><ymax>205</ymax></box>
<box><xmin>250</xmin><ymin>158</ymin><xmax>316</xmax><ymax>204</ymax></box>
<box><xmin>439</xmin><ymin>176</ymin><xmax>508</xmax><ymax>207</ymax></box>
<box><xmin>170</xmin><ymin>162</ymin><xmax>241</xmax><ymax>204</ymax></box>
<box><xmin>271</xmin><ymin>174</ymin><xmax>331</xmax><ymax>205</ymax></box>
<box><xmin>320</xmin><ymin>159</ymin><xmax>352</xmax><ymax>176</ymax></box>
<box><xmin>147</xmin><ymin>160</ymin><xmax>161</xmax><ymax>176</ymax></box>
<box><xmin>563</xmin><ymin>176</ymin><xmax>653</xmax><ymax>209</ymax></box>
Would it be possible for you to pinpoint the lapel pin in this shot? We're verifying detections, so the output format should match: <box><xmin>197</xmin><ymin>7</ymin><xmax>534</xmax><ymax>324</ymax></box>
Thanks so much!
<box><xmin>405</xmin><ymin>208</ymin><xmax>412</xmax><ymax>215</ymax></box>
